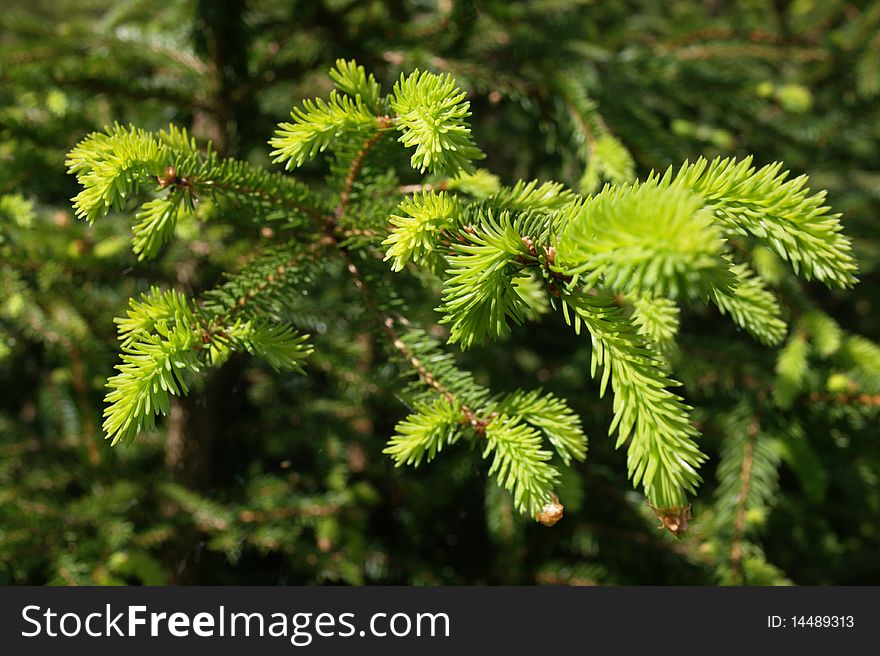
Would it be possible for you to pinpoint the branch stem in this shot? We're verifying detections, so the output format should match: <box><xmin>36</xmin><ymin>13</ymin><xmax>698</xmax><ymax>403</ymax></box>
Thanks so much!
<box><xmin>730</xmin><ymin>417</ymin><xmax>758</xmax><ymax>584</ymax></box>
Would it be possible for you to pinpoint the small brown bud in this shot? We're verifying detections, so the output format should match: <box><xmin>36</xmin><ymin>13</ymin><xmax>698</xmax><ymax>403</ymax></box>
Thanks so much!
<box><xmin>649</xmin><ymin>504</ymin><xmax>692</xmax><ymax>537</ymax></box>
<box><xmin>536</xmin><ymin>494</ymin><xmax>564</xmax><ymax>527</ymax></box>
<box><xmin>157</xmin><ymin>166</ymin><xmax>177</xmax><ymax>189</ymax></box>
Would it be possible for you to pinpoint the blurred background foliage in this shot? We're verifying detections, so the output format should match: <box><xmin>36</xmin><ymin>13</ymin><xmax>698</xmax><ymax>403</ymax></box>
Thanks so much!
<box><xmin>1</xmin><ymin>0</ymin><xmax>879</xmax><ymax>585</ymax></box>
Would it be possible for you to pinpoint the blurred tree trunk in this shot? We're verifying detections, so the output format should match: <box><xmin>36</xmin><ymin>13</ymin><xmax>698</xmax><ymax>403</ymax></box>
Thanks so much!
<box><xmin>192</xmin><ymin>0</ymin><xmax>255</xmax><ymax>157</ymax></box>
<box><xmin>161</xmin><ymin>0</ymin><xmax>253</xmax><ymax>584</ymax></box>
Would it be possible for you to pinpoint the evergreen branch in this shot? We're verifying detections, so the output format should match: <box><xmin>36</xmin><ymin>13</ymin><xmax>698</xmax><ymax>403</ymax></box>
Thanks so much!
<box><xmin>115</xmin><ymin>287</ymin><xmax>193</xmax><ymax>349</ymax></box>
<box><xmin>194</xmin><ymin>165</ymin><xmax>327</xmax><ymax>224</ymax></box>
<box><xmin>108</xmin><ymin>275</ymin><xmax>315</xmax><ymax>443</ymax></box>
<box><xmin>66</xmin><ymin>124</ymin><xmax>167</xmax><ymax>224</ymax></box>
<box><xmin>329</xmin><ymin>59</ymin><xmax>382</xmax><ymax>111</ymax></box>
<box><xmin>490</xmin><ymin>179</ymin><xmax>576</xmax><ymax>213</ymax></box>
<box><xmin>199</xmin><ymin>243</ymin><xmax>321</xmax><ymax>324</ymax></box>
<box><xmin>445</xmin><ymin>170</ymin><xmax>501</xmax><ymax>199</ymax></box>
<box><xmin>390</xmin><ymin>69</ymin><xmax>484</xmax><ymax>175</ymax></box>
<box><xmin>494</xmin><ymin>389</ymin><xmax>587</xmax><ymax>465</ymax></box>
<box><xmin>438</xmin><ymin>211</ymin><xmax>534</xmax><ymax>348</ymax></box>
<box><xmin>223</xmin><ymin>322</ymin><xmax>313</xmax><ymax>373</ymax></box>
<box><xmin>384</xmin><ymin>397</ymin><xmax>462</xmax><ymax>466</ymax></box>
<box><xmin>556</xmin><ymin>184</ymin><xmax>734</xmax><ymax>300</ymax></box>
<box><xmin>341</xmin><ymin>251</ymin><xmax>484</xmax><ymax>432</ymax></box>
<box><xmin>711</xmin><ymin>263</ymin><xmax>787</xmax><ymax>346</ymax></box>
<box><xmin>629</xmin><ymin>294</ymin><xmax>680</xmax><ymax>352</ymax></box>
<box><xmin>394</xmin><ymin>328</ymin><xmax>492</xmax><ymax>411</ymax></box>
<box><xmin>483</xmin><ymin>416</ymin><xmax>559</xmax><ymax>515</ymax></box>
<box><xmin>131</xmin><ymin>190</ymin><xmax>192</xmax><ymax>260</ymax></box>
<box><xmin>561</xmin><ymin>291</ymin><xmax>705</xmax><ymax>510</ymax></box>
<box><xmin>649</xmin><ymin>157</ymin><xmax>858</xmax><ymax>288</ymax></box>
<box><xmin>269</xmin><ymin>91</ymin><xmax>383</xmax><ymax>170</ymax></box>
<box><xmin>67</xmin><ymin>124</ymin><xmax>328</xmax><ymax>258</ymax></box>
<box><xmin>103</xmin><ymin>303</ymin><xmax>200</xmax><ymax>446</ymax></box>
<box><xmin>383</xmin><ymin>191</ymin><xmax>460</xmax><ymax>272</ymax></box>
<box><xmin>338</xmin><ymin>118</ymin><xmax>393</xmax><ymax>213</ymax></box>
<box><xmin>344</xmin><ymin>251</ymin><xmax>566</xmax><ymax>519</ymax></box>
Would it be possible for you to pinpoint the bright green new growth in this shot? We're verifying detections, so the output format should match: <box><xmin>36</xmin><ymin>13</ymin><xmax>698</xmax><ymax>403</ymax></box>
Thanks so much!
<box><xmin>647</xmin><ymin>157</ymin><xmax>858</xmax><ymax>288</ymax></box>
<box><xmin>556</xmin><ymin>184</ymin><xmax>733</xmax><ymax>300</ymax></box>
<box><xmin>562</xmin><ymin>292</ymin><xmax>703</xmax><ymax>508</ymax></box>
<box><xmin>390</xmin><ymin>70</ymin><xmax>485</xmax><ymax>175</ymax></box>
<box><xmin>382</xmin><ymin>330</ymin><xmax>586</xmax><ymax>516</ymax></box>
<box><xmin>438</xmin><ymin>211</ymin><xmax>534</xmax><ymax>349</ymax></box>
<box><xmin>384</xmin><ymin>398</ymin><xmax>463</xmax><ymax>466</ymax></box>
<box><xmin>269</xmin><ymin>91</ymin><xmax>380</xmax><ymax>169</ymax></box>
<box><xmin>383</xmin><ymin>191</ymin><xmax>460</xmax><ymax>272</ymax></box>
<box><xmin>68</xmin><ymin>60</ymin><xmax>859</xmax><ymax>525</ymax></box>
<box><xmin>104</xmin><ymin>288</ymin><xmax>201</xmax><ymax>445</ymax></box>
<box><xmin>102</xmin><ymin>286</ymin><xmax>312</xmax><ymax>445</ymax></box>
<box><xmin>329</xmin><ymin>59</ymin><xmax>382</xmax><ymax>111</ymax></box>
<box><xmin>630</xmin><ymin>295</ymin><xmax>680</xmax><ymax>351</ymax></box>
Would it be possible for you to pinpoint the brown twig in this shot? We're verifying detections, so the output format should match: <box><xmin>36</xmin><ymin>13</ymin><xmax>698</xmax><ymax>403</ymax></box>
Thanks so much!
<box><xmin>329</xmin><ymin>124</ymin><xmax>490</xmax><ymax>433</ymax></box>
<box><xmin>198</xmin><ymin>178</ymin><xmax>325</xmax><ymax>223</ymax></box>
<box><xmin>730</xmin><ymin>416</ymin><xmax>759</xmax><ymax>584</ymax></box>
<box><xmin>395</xmin><ymin>181</ymin><xmax>448</xmax><ymax>195</ymax></box>
<box><xmin>337</xmin><ymin>116</ymin><xmax>393</xmax><ymax>214</ymax></box>
<box><xmin>340</xmin><ymin>251</ymin><xmax>488</xmax><ymax>434</ymax></box>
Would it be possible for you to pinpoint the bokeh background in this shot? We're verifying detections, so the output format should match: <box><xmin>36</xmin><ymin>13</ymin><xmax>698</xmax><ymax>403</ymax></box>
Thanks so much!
<box><xmin>1</xmin><ymin>0</ymin><xmax>879</xmax><ymax>585</ymax></box>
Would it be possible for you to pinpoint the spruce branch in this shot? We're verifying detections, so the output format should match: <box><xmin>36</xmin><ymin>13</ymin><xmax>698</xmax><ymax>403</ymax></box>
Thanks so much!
<box><xmin>66</xmin><ymin>124</ymin><xmax>328</xmax><ymax>259</ymax></box>
<box><xmin>344</xmin><ymin>235</ymin><xmax>576</xmax><ymax>519</ymax></box>
<box><xmin>340</xmin><ymin>249</ymin><xmax>485</xmax><ymax>432</ymax></box>
<box><xmin>482</xmin><ymin>417</ymin><xmax>559</xmax><ymax>516</ymax></box>
<box><xmin>629</xmin><ymin>294</ymin><xmax>680</xmax><ymax>352</ymax></box>
<box><xmin>390</xmin><ymin>69</ymin><xmax>485</xmax><ymax>175</ymax></box>
<box><xmin>711</xmin><ymin>262</ymin><xmax>787</xmax><ymax>346</ymax></box>
<box><xmin>561</xmin><ymin>291</ymin><xmax>705</xmax><ymax>510</ymax></box>
<box><xmin>438</xmin><ymin>210</ymin><xmax>534</xmax><ymax>348</ymax></box>
<box><xmin>199</xmin><ymin>244</ymin><xmax>322</xmax><ymax>325</ymax></box>
<box><xmin>648</xmin><ymin>156</ymin><xmax>858</xmax><ymax>288</ymax></box>
<box><xmin>115</xmin><ymin>287</ymin><xmax>193</xmax><ymax>349</ymax></box>
<box><xmin>383</xmin><ymin>397</ymin><xmax>462</xmax><ymax>466</ymax></box>
<box><xmin>103</xmin><ymin>298</ymin><xmax>201</xmax><ymax>446</ymax></box>
<box><xmin>495</xmin><ymin>389</ymin><xmax>587</xmax><ymax>466</ymax></box>
<box><xmin>65</xmin><ymin>59</ymin><xmax>864</xmax><ymax>536</ymax></box>
<box><xmin>555</xmin><ymin>184</ymin><xmax>734</xmax><ymax>300</ymax></box>
<box><xmin>713</xmin><ymin>405</ymin><xmax>782</xmax><ymax>585</ymax></box>
<box><xmin>337</xmin><ymin>117</ymin><xmax>394</xmax><ymax>213</ymax></box>
<box><xmin>383</xmin><ymin>191</ymin><xmax>461</xmax><ymax>272</ymax></box>
<box><xmin>269</xmin><ymin>91</ymin><xmax>384</xmax><ymax>170</ymax></box>
<box><xmin>329</xmin><ymin>59</ymin><xmax>382</xmax><ymax>112</ymax></box>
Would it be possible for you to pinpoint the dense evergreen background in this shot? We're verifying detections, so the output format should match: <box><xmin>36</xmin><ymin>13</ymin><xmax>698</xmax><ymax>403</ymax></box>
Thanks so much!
<box><xmin>2</xmin><ymin>0</ymin><xmax>879</xmax><ymax>585</ymax></box>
